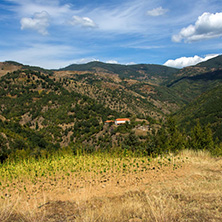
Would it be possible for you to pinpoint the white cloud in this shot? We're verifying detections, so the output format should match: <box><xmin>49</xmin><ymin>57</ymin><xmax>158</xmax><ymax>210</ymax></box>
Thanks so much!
<box><xmin>147</xmin><ymin>7</ymin><xmax>168</xmax><ymax>17</ymax></box>
<box><xmin>106</xmin><ymin>60</ymin><xmax>119</xmax><ymax>64</ymax></box>
<box><xmin>88</xmin><ymin>0</ymin><xmax>150</xmax><ymax>34</ymax></box>
<box><xmin>126</xmin><ymin>62</ymin><xmax>136</xmax><ymax>65</ymax></box>
<box><xmin>6</xmin><ymin>0</ymin><xmax>72</xmax><ymax>18</ymax></box>
<box><xmin>164</xmin><ymin>54</ymin><xmax>219</xmax><ymax>68</ymax></box>
<box><xmin>5</xmin><ymin>0</ymin><xmax>167</xmax><ymax>35</ymax></box>
<box><xmin>20</xmin><ymin>11</ymin><xmax>50</xmax><ymax>35</ymax></box>
<box><xmin>69</xmin><ymin>15</ymin><xmax>97</xmax><ymax>28</ymax></box>
<box><xmin>172</xmin><ymin>12</ymin><xmax>222</xmax><ymax>42</ymax></box>
<box><xmin>72</xmin><ymin>58</ymin><xmax>100</xmax><ymax>64</ymax></box>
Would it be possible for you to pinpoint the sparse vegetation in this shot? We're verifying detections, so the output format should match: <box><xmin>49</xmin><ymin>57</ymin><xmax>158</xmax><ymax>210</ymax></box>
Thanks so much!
<box><xmin>0</xmin><ymin>149</ymin><xmax>221</xmax><ymax>221</ymax></box>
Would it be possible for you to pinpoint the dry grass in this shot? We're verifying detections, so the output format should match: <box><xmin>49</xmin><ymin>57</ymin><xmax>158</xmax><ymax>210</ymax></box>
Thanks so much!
<box><xmin>0</xmin><ymin>150</ymin><xmax>222</xmax><ymax>222</ymax></box>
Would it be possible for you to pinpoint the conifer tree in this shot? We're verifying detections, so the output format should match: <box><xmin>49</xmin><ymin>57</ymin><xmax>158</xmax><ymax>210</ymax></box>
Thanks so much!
<box><xmin>189</xmin><ymin>120</ymin><xmax>215</xmax><ymax>151</ymax></box>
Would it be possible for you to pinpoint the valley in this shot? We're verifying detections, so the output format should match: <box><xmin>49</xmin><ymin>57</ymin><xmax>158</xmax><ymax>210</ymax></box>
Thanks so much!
<box><xmin>1</xmin><ymin>56</ymin><xmax>222</xmax><ymax>161</ymax></box>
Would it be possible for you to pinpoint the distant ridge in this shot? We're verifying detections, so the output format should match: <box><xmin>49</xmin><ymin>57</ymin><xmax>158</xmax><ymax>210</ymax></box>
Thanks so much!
<box><xmin>60</xmin><ymin>61</ymin><xmax>179</xmax><ymax>74</ymax></box>
<box><xmin>59</xmin><ymin>61</ymin><xmax>179</xmax><ymax>83</ymax></box>
<box><xmin>4</xmin><ymin>61</ymin><xmax>24</xmax><ymax>66</ymax></box>
<box><xmin>3</xmin><ymin>60</ymin><xmax>53</xmax><ymax>74</ymax></box>
<box><xmin>196</xmin><ymin>55</ymin><xmax>222</xmax><ymax>69</ymax></box>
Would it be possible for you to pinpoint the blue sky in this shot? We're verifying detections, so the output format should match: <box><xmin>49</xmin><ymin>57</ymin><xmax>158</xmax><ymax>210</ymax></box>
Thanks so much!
<box><xmin>0</xmin><ymin>0</ymin><xmax>222</xmax><ymax>69</ymax></box>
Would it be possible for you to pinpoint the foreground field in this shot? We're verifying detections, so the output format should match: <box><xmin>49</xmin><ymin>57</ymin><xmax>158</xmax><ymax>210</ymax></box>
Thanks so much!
<box><xmin>0</xmin><ymin>150</ymin><xmax>222</xmax><ymax>222</ymax></box>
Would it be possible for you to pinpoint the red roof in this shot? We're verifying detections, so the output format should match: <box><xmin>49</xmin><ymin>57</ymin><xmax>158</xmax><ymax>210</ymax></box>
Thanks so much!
<box><xmin>105</xmin><ymin>120</ymin><xmax>115</xmax><ymax>123</ymax></box>
<box><xmin>115</xmin><ymin>118</ymin><xmax>130</xmax><ymax>121</ymax></box>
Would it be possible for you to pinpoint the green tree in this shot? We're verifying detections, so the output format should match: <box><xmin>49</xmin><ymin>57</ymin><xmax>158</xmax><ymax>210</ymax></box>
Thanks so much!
<box><xmin>0</xmin><ymin>134</ymin><xmax>8</xmax><ymax>162</ymax></box>
<box><xmin>36</xmin><ymin>122</ymin><xmax>39</xmax><ymax>130</ymax></box>
<box><xmin>124</xmin><ymin>131</ymin><xmax>140</xmax><ymax>151</ymax></box>
<box><xmin>166</xmin><ymin>117</ymin><xmax>186</xmax><ymax>153</ymax></box>
<box><xmin>189</xmin><ymin>121</ymin><xmax>215</xmax><ymax>151</ymax></box>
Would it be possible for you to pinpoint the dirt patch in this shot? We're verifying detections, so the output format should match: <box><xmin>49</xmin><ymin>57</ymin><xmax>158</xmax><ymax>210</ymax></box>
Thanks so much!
<box><xmin>37</xmin><ymin>201</ymin><xmax>79</xmax><ymax>222</ymax></box>
<box><xmin>19</xmin><ymin>112</ymin><xmax>32</xmax><ymax>126</ymax></box>
<box><xmin>0</xmin><ymin>62</ymin><xmax>22</xmax><ymax>78</ymax></box>
<box><xmin>0</xmin><ymin>115</ymin><xmax>6</xmax><ymax>122</ymax></box>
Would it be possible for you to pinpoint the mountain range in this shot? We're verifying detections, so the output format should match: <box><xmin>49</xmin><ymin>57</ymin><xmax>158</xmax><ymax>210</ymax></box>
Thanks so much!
<box><xmin>0</xmin><ymin>55</ymin><xmax>222</xmax><ymax>159</ymax></box>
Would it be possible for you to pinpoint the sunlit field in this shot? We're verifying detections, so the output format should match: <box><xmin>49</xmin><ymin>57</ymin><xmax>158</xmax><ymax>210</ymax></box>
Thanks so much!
<box><xmin>0</xmin><ymin>149</ymin><xmax>222</xmax><ymax>221</ymax></box>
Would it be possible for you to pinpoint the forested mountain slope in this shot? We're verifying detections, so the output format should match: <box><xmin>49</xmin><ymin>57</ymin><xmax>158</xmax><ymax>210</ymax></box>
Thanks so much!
<box><xmin>168</xmin><ymin>69</ymin><xmax>222</xmax><ymax>102</ymax></box>
<box><xmin>0</xmin><ymin>67</ymin><xmax>182</xmax><ymax>160</ymax></box>
<box><xmin>174</xmin><ymin>85</ymin><xmax>222</xmax><ymax>140</ymax></box>
<box><xmin>0</xmin><ymin>69</ymin><xmax>123</xmax><ymax>158</ymax></box>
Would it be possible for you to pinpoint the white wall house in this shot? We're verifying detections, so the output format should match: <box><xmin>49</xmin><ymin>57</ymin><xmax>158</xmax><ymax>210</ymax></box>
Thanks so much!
<box><xmin>115</xmin><ymin>118</ymin><xmax>130</xmax><ymax>125</ymax></box>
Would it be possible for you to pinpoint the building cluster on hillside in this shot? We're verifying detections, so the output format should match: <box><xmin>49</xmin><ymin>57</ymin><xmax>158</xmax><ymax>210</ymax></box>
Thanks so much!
<box><xmin>105</xmin><ymin>118</ymin><xmax>130</xmax><ymax>125</ymax></box>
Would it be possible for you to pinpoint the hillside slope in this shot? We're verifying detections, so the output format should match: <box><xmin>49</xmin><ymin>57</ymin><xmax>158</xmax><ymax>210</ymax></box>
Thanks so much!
<box><xmin>0</xmin><ymin>69</ymin><xmax>124</xmax><ymax>155</ymax></box>
<box><xmin>53</xmin><ymin>69</ymin><xmax>185</xmax><ymax>115</ymax></box>
<box><xmin>0</xmin><ymin>61</ymin><xmax>22</xmax><ymax>78</ymax></box>
<box><xmin>174</xmin><ymin>85</ymin><xmax>222</xmax><ymax>140</ymax></box>
<box><xmin>168</xmin><ymin>69</ymin><xmax>222</xmax><ymax>102</ymax></box>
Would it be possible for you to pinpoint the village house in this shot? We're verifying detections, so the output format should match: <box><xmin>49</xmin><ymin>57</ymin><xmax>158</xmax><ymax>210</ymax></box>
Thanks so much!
<box><xmin>115</xmin><ymin>118</ymin><xmax>130</xmax><ymax>125</ymax></box>
<box><xmin>105</xmin><ymin>118</ymin><xmax>130</xmax><ymax>125</ymax></box>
